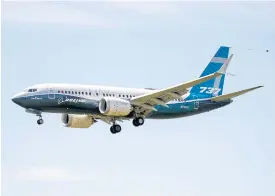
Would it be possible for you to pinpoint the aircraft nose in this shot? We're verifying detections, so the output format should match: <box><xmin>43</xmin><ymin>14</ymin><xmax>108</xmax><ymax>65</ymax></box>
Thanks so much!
<box><xmin>12</xmin><ymin>95</ymin><xmax>20</xmax><ymax>105</ymax></box>
<box><xmin>11</xmin><ymin>93</ymin><xmax>25</xmax><ymax>106</ymax></box>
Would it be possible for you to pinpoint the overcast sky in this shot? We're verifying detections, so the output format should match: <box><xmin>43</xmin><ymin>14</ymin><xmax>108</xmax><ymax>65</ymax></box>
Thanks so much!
<box><xmin>2</xmin><ymin>1</ymin><xmax>275</xmax><ymax>196</ymax></box>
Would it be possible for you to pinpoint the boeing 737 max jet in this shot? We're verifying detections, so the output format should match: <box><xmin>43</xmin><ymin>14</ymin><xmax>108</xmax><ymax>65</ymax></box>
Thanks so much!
<box><xmin>11</xmin><ymin>46</ymin><xmax>263</xmax><ymax>134</ymax></box>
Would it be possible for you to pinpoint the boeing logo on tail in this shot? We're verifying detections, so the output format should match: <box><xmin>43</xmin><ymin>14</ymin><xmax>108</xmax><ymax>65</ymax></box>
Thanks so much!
<box><xmin>11</xmin><ymin>46</ymin><xmax>263</xmax><ymax>134</ymax></box>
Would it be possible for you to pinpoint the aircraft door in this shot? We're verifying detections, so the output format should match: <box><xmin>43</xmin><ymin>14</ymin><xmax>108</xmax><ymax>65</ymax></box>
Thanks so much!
<box><xmin>48</xmin><ymin>88</ymin><xmax>55</xmax><ymax>99</ymax></box>
<box><xmin>193</xmin><ymin>95</ymin><xmax>199</xmax><ymax>109</ymax></box>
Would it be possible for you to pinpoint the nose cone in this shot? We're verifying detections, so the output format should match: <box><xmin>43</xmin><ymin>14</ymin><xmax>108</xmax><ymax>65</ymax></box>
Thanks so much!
<box><xmin>12</xmin><ymin>96</ymin><xmax>20</xmax><ymax>105</ymax></box>
<box><xmin>11</xmin><ymin>93</ymin><xmax>25</xmax><ymax>107</ymax></box>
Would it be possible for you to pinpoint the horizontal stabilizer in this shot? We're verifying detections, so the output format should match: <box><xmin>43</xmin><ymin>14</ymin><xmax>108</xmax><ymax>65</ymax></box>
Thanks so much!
<box><xmin>211</xmin><ymin>86</ymin><xmax>263</xmax><ymax>102</ymax></box>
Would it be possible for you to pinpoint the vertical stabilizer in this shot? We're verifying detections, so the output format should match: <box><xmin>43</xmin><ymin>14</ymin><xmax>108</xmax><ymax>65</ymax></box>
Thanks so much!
<box><xmin>190</xmin><ymin>46</ymin><xmax>231</xmax><ymax>97</ymax></box>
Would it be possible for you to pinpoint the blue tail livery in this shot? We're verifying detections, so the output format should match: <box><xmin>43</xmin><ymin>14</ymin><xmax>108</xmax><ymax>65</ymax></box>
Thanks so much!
<box><xmin>190</xmin><ymin>46</ymin><xmax>230</xmax><ymax>98</ymax></box>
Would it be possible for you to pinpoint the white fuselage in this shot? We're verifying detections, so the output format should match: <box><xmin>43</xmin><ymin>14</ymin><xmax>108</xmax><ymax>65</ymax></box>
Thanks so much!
<box><xmin>23</xmin><ymin>83</ymin><xmax>185</xmax><ymax>104</ymax></box>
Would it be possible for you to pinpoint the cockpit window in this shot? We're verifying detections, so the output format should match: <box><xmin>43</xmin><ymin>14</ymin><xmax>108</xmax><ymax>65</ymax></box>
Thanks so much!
<box><xmin>28</xmin><ymin>89</ymin><xmax>37</xmax><ymax>92</ymax></box>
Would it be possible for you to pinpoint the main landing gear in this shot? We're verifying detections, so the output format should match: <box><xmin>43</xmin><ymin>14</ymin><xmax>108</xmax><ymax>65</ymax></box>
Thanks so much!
<box><xmin>109</xmin><ymin>117</ymin><xmax>145</xmax><ymax>134</ymax></box>
<box><xmin>37</xmin><ymin>115</ymin><xmax>44</xmax><ymax>125</ymax></box>
<box><xmin>133</xmin><ymin>117</ymin><xmax>144</xmax><ymax>127</ymax></box>
<box><xmin>110</xmin><ymin>124</ymin><xmax>122</xmax><ymax>134</ymax></box>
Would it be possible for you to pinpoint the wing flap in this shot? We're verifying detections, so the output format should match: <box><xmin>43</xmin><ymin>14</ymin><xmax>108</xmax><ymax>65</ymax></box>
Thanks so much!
<box><xmin>211</xmin><ymin>86</ymin><xmax>263</xmax><ymax>102</ymax></box>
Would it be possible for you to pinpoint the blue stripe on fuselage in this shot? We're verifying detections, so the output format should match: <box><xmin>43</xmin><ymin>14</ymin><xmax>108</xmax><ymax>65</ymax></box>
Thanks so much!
<box><xmin>24</xmin><ymin>93</ymin><xmax>99</xmax><ymax>114</ymax></box>
<box><xmin>148</xmin><ymin>99</ymin><xmax>231</xmax><ymax>119</ymax></box>
<box><xmin>23</xmin><ymin>93</ymin><xmax>231</xmax><ymax>119</ymax></box>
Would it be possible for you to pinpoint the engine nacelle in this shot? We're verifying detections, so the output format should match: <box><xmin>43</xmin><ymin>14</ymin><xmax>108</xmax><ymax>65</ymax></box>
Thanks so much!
<box><xmin>61</xmin><ymin>114</ymin><xmax>95</xmax><ymax>128</ymax></box>
<box><xmin>99</xmin><ymin>97</ymin><xmax>132</xmax><ymax>116</ymax></box>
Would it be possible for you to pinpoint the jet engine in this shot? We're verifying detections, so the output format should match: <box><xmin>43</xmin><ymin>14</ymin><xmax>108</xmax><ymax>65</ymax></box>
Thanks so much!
<box><xmin>61</xmin><ymin>114</ymin><xmax>95</xmax><ymax>128</ymax></box>
<box><xmin>99</xmin><ymin>97</ymin><xmax>132</xmax><ymax>116</ymax></box>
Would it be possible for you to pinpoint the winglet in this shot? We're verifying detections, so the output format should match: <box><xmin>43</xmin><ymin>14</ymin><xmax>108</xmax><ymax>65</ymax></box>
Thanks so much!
<box><xmin>217</xmin><ymin>54</ymin><xmax>233</xmax><ymax>74</ymax></box>
<box><xmin>211</xmin><ymin>85</ymin><xmax>263</xmax><ymax>102</ymax></box>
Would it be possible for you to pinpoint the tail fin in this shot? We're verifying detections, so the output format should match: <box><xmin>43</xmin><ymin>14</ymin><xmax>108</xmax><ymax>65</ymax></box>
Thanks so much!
<box><xmin>190</xmin><ymin>46</ymin><xmax>231</xmax><ymax>97</ymax></box>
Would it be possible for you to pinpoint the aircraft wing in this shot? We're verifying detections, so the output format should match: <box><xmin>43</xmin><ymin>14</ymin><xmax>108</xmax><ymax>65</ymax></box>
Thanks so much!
<box><xmin>89</xmin><ymin>114</ymin><xmax>130</xmax><ymax>124</ymax></box>
<box><xmin>211</xmin><ymin>86</ymin><xmax>263</xmax><ymax>102</ymax></box>
<box><xmin>130</xmin><ymin>72</ymin><xmax>223</xmax><ymax>114</ymax></box>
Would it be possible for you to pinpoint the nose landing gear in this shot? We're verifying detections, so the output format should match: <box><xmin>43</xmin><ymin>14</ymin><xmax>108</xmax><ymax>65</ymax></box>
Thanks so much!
<box><xmin>37</xmin><ymin>115</ymin><xmax>44</xmax><ymax>125</ymax></box>
<box><xmin>25</xmin><ymin>109</ymin><xmax>44</xmax><ymax>125</ymax></box>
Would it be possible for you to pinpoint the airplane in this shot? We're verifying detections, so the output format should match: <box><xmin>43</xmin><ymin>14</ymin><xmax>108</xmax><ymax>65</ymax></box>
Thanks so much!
<box><xmin>11</xmin><ymin>46</ymin><xmax>263</xmax><ymax>134</ymax></box>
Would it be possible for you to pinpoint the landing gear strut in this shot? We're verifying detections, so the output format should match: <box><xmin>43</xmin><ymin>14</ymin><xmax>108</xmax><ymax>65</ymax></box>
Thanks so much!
<box><xmin>37</xmin><ymin>115</ymin><xmax>44</xmax><ymax>125</ymax></box>
<box><xmin>133</xmin><ymin>117</ymin><xmax>144</xmax><ymax>127</ymax></box>
<box><xmin>110</xmin><ymin>124</ymin><xmax>122</xmax><ymax>134</ymax></box>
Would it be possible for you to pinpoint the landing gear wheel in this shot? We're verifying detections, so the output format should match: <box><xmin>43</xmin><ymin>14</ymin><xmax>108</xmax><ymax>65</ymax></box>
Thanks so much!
<box><xmin>110</xmin><ymin>126</ymin><xmax>116</xmax><ymax>134</ymax></box>
<box><xmin>110</xmin><ymin>124</ymin><xmax>122</xmax><ymax>134</ymax></box>
<box><xmin>36</xmin><ymin>113</ymin><xmax>43</xmax><ymax>125</ymax></box>
<box><xmin>114</xmin><ymin>124</ymin><xmax>121</xmax><ymax>133</ymax></box>
<box><xmin>136</xmin><ymin>117</ymin><xmax>144</xmax><ymax>126</ymax></box>
<box><xmin>133</xmin><ymin>117</ymin><xmax>144</xmax><ymax>127</ymax></box>
<box><xmin>133</xmin><ymin>119</ymin><xmax>139</xmax><ymax>127</ymax></box>
<box><xmin>37</xmin><ymin>119</ymin><xmax>44</xmax><ymax>125</ymax></box>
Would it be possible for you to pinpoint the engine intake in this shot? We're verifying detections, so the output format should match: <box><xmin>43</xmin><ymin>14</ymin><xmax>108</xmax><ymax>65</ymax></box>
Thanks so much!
<box><xmin>61</xmin><ymin>114</ymin><xmax>95</xmax><ymax>128</ymax></box>
<box><xmin>99</xmin><ymin>97</ymin><xmax>132</xmax><ymax>116</ymax></box>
